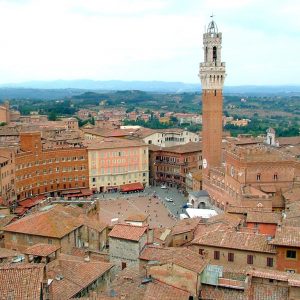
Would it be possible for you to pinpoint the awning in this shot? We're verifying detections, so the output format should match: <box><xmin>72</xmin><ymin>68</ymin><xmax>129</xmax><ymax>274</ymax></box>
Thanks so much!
<box><xmin>80</xmin><ymin>188</ymin><xmax>93</xmax><ymax>196</ymax></box>
<box><xmin>120</xmin><ymin>182</ymin><xmax>144</xmax><ymax>192</ymax></box>
<box><xmin>61</xmin><ymin>189</ymin><xmax>81</xmax><ymax>195</ymax></box>
<box><xmin>14</xmin><ymin>206</ymin><xmax>28</xmax><ymax>216</ymax></box>
<box><xmin>19</xmin><ymin>195</ymin><xmax>46</xmax><ymax>208</ymax></box>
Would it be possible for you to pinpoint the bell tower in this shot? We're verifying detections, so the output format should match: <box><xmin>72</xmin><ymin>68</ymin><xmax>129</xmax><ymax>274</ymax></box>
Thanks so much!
<box><xmin>199</xmin><ymin>18</ymin><xmax>226</xmax><ymax>174</ymax></box>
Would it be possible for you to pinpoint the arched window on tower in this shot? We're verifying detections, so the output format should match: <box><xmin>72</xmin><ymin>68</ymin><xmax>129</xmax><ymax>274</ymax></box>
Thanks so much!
<box><xmin>213</xmin><ymin>46</ymin><xmax>217</xmax><ymax>64</ymax></box>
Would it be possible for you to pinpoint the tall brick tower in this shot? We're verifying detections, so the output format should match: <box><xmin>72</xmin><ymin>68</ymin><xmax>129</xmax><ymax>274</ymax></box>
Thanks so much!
<box><xmin>199</xmin><ymin>18</ymin><xmax>226</xmax><ymax>174</ymax></box>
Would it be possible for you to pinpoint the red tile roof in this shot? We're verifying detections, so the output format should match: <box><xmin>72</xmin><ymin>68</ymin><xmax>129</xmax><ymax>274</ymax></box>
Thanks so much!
<box><xmin>140</xmin><ymin>246</ymin><xmax>208</xmax><ymax>274</ymax></box>
<box><xmin>125</xmin><ymin>213</ymin><xmax>148</xmax><ymax>222</ymax></box>
<box><xmin>270</xmin><ymin>226</ymin><xmax>300</xmax><ymax>247</ymax></box>
<box><xmin>171</xmin><ymin>217</ymin><xmax>201</xmax><ymax>235</ymax></box>
<box><xmin>144</xmin><ymin>280</ymin><xmax>190</xmax><ymax>300</ymax></box>
<box><xmin>4</xmin><ymin>205</ymin><xmax>83</xmax><ymax>238</ymax></box>
<box><xmin>24</xmin><ymin>243</ymin><xmax>61</xmax><ymax>257</ymax></box>
<box><xmin>0</xmin><ymin>263</ymin><xmax>44</xmax><ymax>300</ymax></box>
<box><xmin>47</xmin><ymin>254</ymin><xmax>113</xmax><ymax>300</ymax></box>
<box><xmin>109</xmin><ymin>223</ymin><xmax>148</xmax><ymax>241</ymax></box>
<box><xmin>191</xmin><ymin>229</ymin><xmax>276</xmax><ymax>253</ymax></box>
<box><xmin>246</xmin><ymin>211</ymin><xmax>281</xmax><ymax>224</ymax></box>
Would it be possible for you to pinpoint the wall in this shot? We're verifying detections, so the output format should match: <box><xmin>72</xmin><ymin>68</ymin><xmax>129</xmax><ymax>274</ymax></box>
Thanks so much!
<box><xmin>4</xmin><ymin>228</ymin><xmax>80</xmax><ymax>253</ymax></box>
<box><xmin>188</xmin><ymin>244</ymin><xmax>276</xmax><ymax>270</ymax></box>
<box><xmin>0</xmin><ymin>149</ymin><xmax>15</xmax><ymax>204</ymax></box>
<box><xmin>246</xmin><ymin>222</ymin><xmax>277</xmax><ymax>236</ymax></box>
<box><xmin>276</xmin><ymin>247</ymin><xmax>300</xmax><ymax>273</ymax></box>
<box><xmin>172</xmin><ymin>231</ymin><xmax>194</xmax><ymax>247</ymax></box>
<box><xmin>109</xmin><ymin>234</ymin><xmax>147</xmax><ymax>270</ymax></box>
<box><xmin>16</xmin><ymin>132</ymin><xmax>89</xmax><ymax>201</ymax></box>
<box><xmin>88</xmin><ymin>145</ymin><xmax>149</xmax><ymax>192</ymax></box>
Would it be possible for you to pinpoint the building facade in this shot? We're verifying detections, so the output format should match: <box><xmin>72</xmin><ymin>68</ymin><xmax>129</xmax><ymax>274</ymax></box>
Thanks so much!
<box><xmin>199</xmin><ymin>19</ymin><xmax>226</xmax><ymax>175</ymax></box>
<box><xmin>149</xmin><ymin>142</ymin><xmax>202</xmax><ymax>189</ymax></box>
<box><xmin>84</xmin><ymin>138</ymin><xmax>149</xmax><ymax>192</ymax></box>
<box><xmin>15</xmin><ymin>132</ymin><xmax>89</xmax><ymax>201</ymax></box>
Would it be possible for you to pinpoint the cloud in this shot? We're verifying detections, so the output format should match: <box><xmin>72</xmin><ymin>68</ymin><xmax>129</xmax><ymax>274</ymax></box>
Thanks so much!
<box><xmin>0</xmin><ymin>0</ymin><xmax>299</xmax><ymax>84</ymax></box>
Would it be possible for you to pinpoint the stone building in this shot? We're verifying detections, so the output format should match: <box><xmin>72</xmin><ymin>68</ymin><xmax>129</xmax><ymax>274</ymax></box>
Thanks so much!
<box><xmin>204</xmin><ymin>143</ymin><xmax>300</xmax><ymax>210</ymax></box>
<box><xmin>0</xmin><ymin>101</ymin><xmax>10</xmax><ymax>124</ymax></box>
<box><xmin>149</xmin><ymin>142</ymin><xmax>202</xmax><ymax>190</ymax></box>
<box><xmin>3</xmin><ymin>205</ymin><xmax>84</xmax><ymax>253</ymax></box>
<box><xmin>189</xmin><ymin>225</ymin><xmax>277</xmax><ymax>270</ymax></box>
<box><xmin>15</xmin><ymin>131</ymin><xmax>89</xmax><ymax>201</ymax></box>
<box><xmin>108</xmin><ymin>223</ymin><xmax>150</xmax><ymax>271</ymax></box>
<box><xmin>270</xmin><ymin>226</ymin><xmax>300</xmax><ymax>273</ymax></box>
<box><xmin>0</xmin><ymin>149</ymin><xmax>15</xmax><ymax>205</ymax></box>
<box><xmin>84</xmin><ymin>138</ymin><xmax>149</xmax><ymax>193</ymax></box>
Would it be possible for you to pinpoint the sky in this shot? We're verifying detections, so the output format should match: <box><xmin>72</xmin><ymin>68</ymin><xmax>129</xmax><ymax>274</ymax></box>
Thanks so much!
<box><xmin>0</xmin><ymin>0</ymin><xmax>299</xmax><ymax>86</ymax></box>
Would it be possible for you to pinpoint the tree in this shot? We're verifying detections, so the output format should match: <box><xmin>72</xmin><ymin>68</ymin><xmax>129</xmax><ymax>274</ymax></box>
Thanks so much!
<box><xmin>48</xmin><ymin>111</ymin><xmax>57</xmax><ymax>121</ymax></box>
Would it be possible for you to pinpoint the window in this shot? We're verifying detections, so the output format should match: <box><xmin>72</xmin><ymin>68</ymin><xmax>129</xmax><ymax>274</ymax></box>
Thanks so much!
<box><xmin>121</xmin><ymin>262</ymin><xmax>127</xmax><ymax>270</ymax></box>
<box><xmin>267</xmin><ymin>257</ymin><xmax>274</xmax><ymax>267</ymax></box>
<box><xmin>228</xmin><ymin>252</ymin><xmax>234</xmax><ymax>262</ymax></box>
<box><xmin>257</xmin><ymin>173</ymin><xmax>261</xmax><ymax>181</ymax></box>
<box><xmin>199</xmin><ymin>249</ymin><xmax>204</xmax><ymax>255</ymax></box>
<box><xmin>214</xmin><ymin>251</ymin><xmax>220</xmax><ymax>260</ymax></box>
<box><xmin>286</xmin><ymin>250</ymin><xmax>297</xmax><ymax>259</ymax></box>
<box><xmin>48</xmin><ymin>239</ymin><xmax>52</xmax><ymax>244</ymax></box>
<box><xmin>185</xmin><ymin>235</ymin><xmax>188</xmax><ymax>240</ymax></box>
<box><xmin>247</xmin><ymin>255</ymin><xmax>253</xmax><ymax>265</ymax></box>
<box><xmin>274</xmin><ymin>173</ymin><xmax>278</xmax><ymax>181</ymax></box>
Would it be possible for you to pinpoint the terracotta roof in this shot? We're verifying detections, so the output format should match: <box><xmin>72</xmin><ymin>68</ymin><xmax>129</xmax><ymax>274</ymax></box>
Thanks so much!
<box><xmin>24</xmin><ymin>243</ymin><xmax>61</xmax><ymax>257</ymax></box>
<box><xmin>139</xmin><ymin>246</ymin><xmax>208</xmax><ymax>274</ymax></box>
<box><xmin>83</xmin><ymin>137</ymin><xmax>145</xmax><ymax>150</ymax></box>
<box><xmin>248</xmin><ymin>267</ymin><xmax>300</xmax><ymax>286</ymax></box>
<box><xmin>82</xmin><ymin>217</ymin><xmax>107</xmax><ymax>233</ymax></box>
<box><xmin>109</xmin><ymin>223</ymin><xmax>148</xmax><ymax>241</ymax></box>
<box><xmin>0</xmin><ymin>247</ymin><xmax>20</xmax><ymax>259</ymax></box>
<box><xmin>144</xmin><ymin>280</ymin><xmax>190</xmax><ymax>300</ymax></box>
<box><xmin>153</xmin><ymin>142</ymin><xmax>202</xmax><ymax>154</ymax></box>
<box><xmin>47</xmin><ymin>254</ymin><xmax>113</xmax><ymax>300</ymax></box>
<box><xmin>270</xmin><ymin>226</ymin><xmax>300</xmax><ymax>247</ymax></box>
<box><xmin>246</xmin><ymin>211</ymin><xmax>281</xmax><ymax>224</ymax></box>
<box><xmin>171</xmin><ymin>217</ymin><xmax>201</xmax><ymax>235</ymax></box>
<box><xmin>4</xmin><ymin>205</ymin><xmax>83</xmax><ymax>238</ymax></box>
<box><xmin>0</xmin><ymin>263</ymin><xmax>44</xmax><ymax>300</ymax></box>
<box><xmin>226</xmin><ymin>206</ymin><xmax>272</xmax><ymax>214</ymax></box>
<box><xmin>278</xmin><ymin>136</ymin><xmax>300</xmax><ymax>146</ymax></box>
<box><xmin>0</xmin><ymin>214</ymin><xmax>15</xmax><ymax>230</ymax></box>
<box><xmin>207</xmin><ymin>213</ymin><xmax>243</xmax><ymax>227</ymax></box>
<box><xmin>191</xmin><ymin>229</ymin><xmax>276</xmax><ymax>253</ymax></box>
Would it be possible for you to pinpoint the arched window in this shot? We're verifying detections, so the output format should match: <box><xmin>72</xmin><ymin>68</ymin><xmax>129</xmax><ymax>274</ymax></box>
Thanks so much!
<box><xmin>213</xmin><ymin>46</ymin><xmax>217</xmax><ymax>62</ymax></box>
<box><xmin>274</xmin><ymin>173</ymin><xmax>278</xmax><ymax>181</ymax></box>
<box><xmin>257</xmin><ymin>173</ymin><xmax>261</xmax><ymax>181</ymax></box>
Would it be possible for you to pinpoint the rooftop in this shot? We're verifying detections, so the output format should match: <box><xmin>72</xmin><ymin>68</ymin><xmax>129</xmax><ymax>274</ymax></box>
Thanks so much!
<box><xmin>0</xmin><ymin>263</ymin><xmax>44</xmax><ymax>300</ymax></box>
<box><xmin>47</xmin><ymin>254</ymin><xmax>113</xmax><ymax>300</ymax></box>
<box><xmin>140</xmin><ymin>245</ymin><xmax>208</xmax><ymax>274</ymax></box>
<box><xmin>270</xmin><ymin>226</ymin><xmax>300</xmax><ymax>247</ymax></box>
<box><xmin>83</xmin><ymin>137</ymin><xmax>146</xmax><ymax>150</ymax></box>
<box><xmin>191</xmin><ymin>229</ymin><xmax>276</xmax><ymax>253</ymax></box>
<box><xmin>24</xmin><ymin>243</ymin><xmax>61</xmax><ymax>257</ymax></box>
<box><xmin>246</xmin><ymin>211</ymin><xmax>281</xmax><ymax>224</ymax></box>
<box><xmin>109</xmin><ymin>223</ymin><xmax>148</xmax><ymax>241</ymax></box>
<box><xmin>3</xmin><ymin>205</ymin><xmax>83</xmax><ymax>238</ymax></box>
<box><xmin>171</xmin><ymin>217</ymin><xmax>201</xmax><ymax>235</ymax></box>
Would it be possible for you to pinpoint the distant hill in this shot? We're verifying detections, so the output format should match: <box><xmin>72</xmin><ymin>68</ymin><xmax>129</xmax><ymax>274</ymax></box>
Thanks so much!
<box><xmin>0</xmin><ymin>80</ymin><xmax>299</xmax><ymax>99</ymax></box>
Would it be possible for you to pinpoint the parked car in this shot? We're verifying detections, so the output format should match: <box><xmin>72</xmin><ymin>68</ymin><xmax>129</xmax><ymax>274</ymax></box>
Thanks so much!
<box><xmin>165</xmin><ymin>197</ymin><xmax>173</xmax><ymax>202</ymax></box>
<box><xmin>161</xmin><ymin>185</ymin><xmax>167</xmax><ymax>189</ymax></box>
